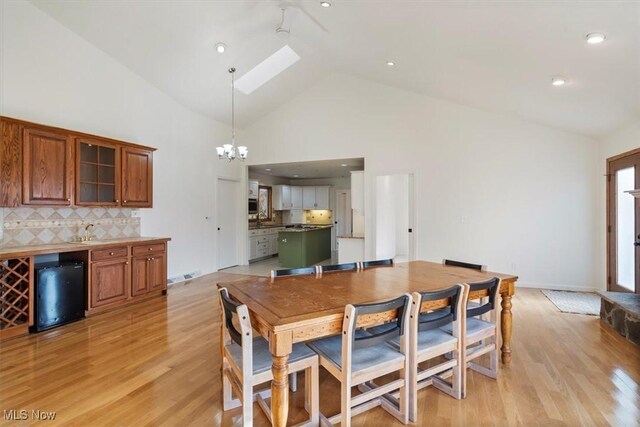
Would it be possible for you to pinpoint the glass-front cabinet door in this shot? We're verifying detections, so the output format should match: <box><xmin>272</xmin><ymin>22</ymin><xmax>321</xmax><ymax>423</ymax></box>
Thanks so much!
<box><xmin>75</xmin><ymin>138</ymin><xmax>120</xmax><ymax>205</ymax></box>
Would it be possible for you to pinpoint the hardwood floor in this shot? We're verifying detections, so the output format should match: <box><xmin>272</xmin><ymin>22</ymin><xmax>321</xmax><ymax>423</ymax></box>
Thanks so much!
<box><xmin>0</xmin><ymin>272</ymin><xmax>638</xmax><ymax>426</ymax></box>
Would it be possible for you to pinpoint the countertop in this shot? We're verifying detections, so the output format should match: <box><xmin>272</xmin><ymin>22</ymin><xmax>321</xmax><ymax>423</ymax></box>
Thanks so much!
<box><xmin>337</xmin><ymin>233</ymin><xmax>365</xmax><ymax>239</ymax></box>
<box><xmin>278</xmin><ymin>225</ymin><xmax>333</xmax><ymax>233</ymax></box>
<box><xmin>0</xmin><ymin>236</ymin><xmax>171</xmax><ymax>258</ymax></box>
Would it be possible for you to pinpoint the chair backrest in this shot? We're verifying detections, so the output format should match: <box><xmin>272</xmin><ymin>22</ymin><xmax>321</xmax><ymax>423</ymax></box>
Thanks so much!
<box><xmin>218</xmin><ymin>287</ymin><xmax>252</xmax><ymax>346</ymax></box>
<box><xmin>466</xmin><ymin>277</ymin><xmax>501</xmax><ymax>319</ymax></box>
<box><xmin>412</xmin><ymin>284</ymin><xmax>467</xmax><ymax>332</ymax></box>
<box><xmin>443</xmin><ymin>259</ymin><xmax>486</xmax><ymax>271</ymax></box>
<box><xmin>270</xmin><ymin>266</ymin><xmax>319</xmax><ymax>279</ymax></box>
<box><xmin>345</xmin><ymin>294</ymin><xmax>411</xmax><ymax>350</ymax></box>
<box><xmin>361</xmin><ymin>259</ymin><xmax>394</xmax><ymax>269</ymax></box>
<box><xmin>320</xmin><ymin>262</ymin><xmax>360</xmax><ymax>274</ymax></box>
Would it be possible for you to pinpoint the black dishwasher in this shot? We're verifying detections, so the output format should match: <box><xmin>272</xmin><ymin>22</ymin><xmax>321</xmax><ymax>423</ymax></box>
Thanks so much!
<box><xmin>30</xmin><ymin>262</ymin><xmax>85</xmax><ymax>332</ymax></box>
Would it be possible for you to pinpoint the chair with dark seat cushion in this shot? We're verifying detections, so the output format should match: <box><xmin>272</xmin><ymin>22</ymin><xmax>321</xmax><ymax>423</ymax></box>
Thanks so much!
<box><xmin>442</xmin><ymin>259</ymin><xmax>486</xmax><ymax>271</ymax></box>
<box><xmin>319</xmin><ymin>262</ymin><xmax>360</xmax><ymax>274</ymax></box>
<box><xmin>270</xmin><ymin>266</ymin><xmax>319</xmax><ymax>279</ymax></box>
<box><xmin>361</xmin><ymin>259</ymin><xmax>394</xmax><ymax>269</ymax></box>
<box><xmin>218</xmin><ymin>288</ymin><xmax>319</xmax><ymax>426</ymax></box>
<box><xmin>308</xmin><ymin>294</ymin><xmax>412</xmax><ymax>426</ymax></box>
<box><xmin>441</xmin><ymin>277</ymin><xmax>501</xmax><ymax>395</ymax></box>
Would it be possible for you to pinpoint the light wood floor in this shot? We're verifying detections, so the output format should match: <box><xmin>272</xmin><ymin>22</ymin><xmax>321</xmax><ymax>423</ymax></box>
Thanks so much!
<box><xmin>1</xmin><ymin>273</ymin><xmax>638</xmax><ymax>426</ymax></box>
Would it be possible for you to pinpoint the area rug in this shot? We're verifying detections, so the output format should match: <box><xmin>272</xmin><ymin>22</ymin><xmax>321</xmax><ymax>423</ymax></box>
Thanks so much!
<box><xmin>541</xmin><ymin>289</ymin><xmax>600</xmax><ymax>316</ymax></box>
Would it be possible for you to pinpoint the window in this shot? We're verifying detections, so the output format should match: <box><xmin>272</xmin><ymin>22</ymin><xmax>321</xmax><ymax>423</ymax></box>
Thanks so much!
<box><xmin>258</xmin><ymin>185</ymin><xmax>272</xmax><ymax>221</ymax></box>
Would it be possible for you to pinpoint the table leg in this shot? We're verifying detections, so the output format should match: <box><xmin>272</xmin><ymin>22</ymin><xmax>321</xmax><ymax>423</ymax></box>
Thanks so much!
<box><xmin>271</xmin><ymin>354</ymin><xmax>290</xmax><ymax>427</ymax></box>
<box><xmin>500</xmin><ymin>293</ymin><xmax>513</xmax><ymax>364</ymax></box>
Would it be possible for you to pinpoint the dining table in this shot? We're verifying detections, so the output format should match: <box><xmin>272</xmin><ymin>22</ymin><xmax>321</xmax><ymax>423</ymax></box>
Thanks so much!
<box><xmin>218</xmin><ymin>260</ymin><xmax>518</xmax><ymax>427</ymax></box>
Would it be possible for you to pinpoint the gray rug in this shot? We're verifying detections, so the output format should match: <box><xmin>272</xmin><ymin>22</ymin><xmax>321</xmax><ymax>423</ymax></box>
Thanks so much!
<box><xmin>541</xmin><ymin>289</ymin><xmax>600</xmax><ymax>316</ymax></box>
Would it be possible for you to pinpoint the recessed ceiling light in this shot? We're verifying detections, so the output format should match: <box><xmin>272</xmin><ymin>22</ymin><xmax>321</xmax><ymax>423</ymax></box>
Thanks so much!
<box><xmin>586</xmin><ymin>33</ymin><xmax>606</xmax><ymax>44</ymax></box>
<box><xmin>293</xmin><ymin>174</ymin><xmax>299</xmax><ymax>177</ymax></box>
<box><xmin>215</xmin><ymin>43</ymin><xmax>226</xmax><ymax>53</ymax></box>
<box><xmin>265</xmin><ymin>168</ymin><xmax>271</xmax><ymax>171</ymax></box>
<box><xmin>551</xmin><ymin>76</ymin><xmax>567</xmax><ymax>86</ymax></box>
<box><xmin>386</xmin><ymin>61</ymin><xmax>395</xmax><ymax>66</ymax></box>
<box><xmin>340</xmin><ymin>164</ymin><xmax>348</xmax><ymax>167</ymax></box>
<box><xmin>320</xmin><ymin>1</ymin><xmax>331</xmax><ymax>7</ymax></box>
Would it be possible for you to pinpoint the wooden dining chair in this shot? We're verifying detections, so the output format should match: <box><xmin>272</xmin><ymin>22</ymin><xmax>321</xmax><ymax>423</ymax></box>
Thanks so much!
<box><xmin>361</xmin><ymin>258</ymin><xmax>394</xmax><ymax>268</ymax></box>
<box><xmin>319</xmin><ymin>262</ymin><xmax>361</xmax><ymax>274</ymax></box>
<box><xmin>441</xmin><ymin>277</ymin><xmax>501</xmax><ymax>396</ymax></box>
<box><xmin>442</xmin><ymin>259</ymin><xmax>486</xmax><ymax>271</ymax></box>
<box><xmin>308</xmin><ymin>294</ymin><xmax>412</xmax><ymax>426</ymax></box>
<box><xmin>270</xmin><ymin>266</ymin><xmax>319</xmax><ymax>279</ymax></box>
<box><xmin>218</xmin><ymin>288</ymin><xmax>319</xmax><ymax>426</ymax></box>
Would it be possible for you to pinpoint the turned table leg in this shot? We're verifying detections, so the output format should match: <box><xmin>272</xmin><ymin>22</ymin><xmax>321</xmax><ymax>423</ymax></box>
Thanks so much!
<box><xmin>500</xmin><ymin>293</ymin><xmax>513</xmax><ymax>364</ymax></box>
<box><xmin>271</xmin><ymin>354</ymin><xmax>290</xmax><ymax>427</ymax></box>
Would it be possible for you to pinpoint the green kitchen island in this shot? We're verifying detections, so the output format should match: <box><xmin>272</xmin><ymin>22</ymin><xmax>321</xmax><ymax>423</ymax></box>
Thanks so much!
<box><xmin>278</xmin><ymin>226</ymin><xmax>332</xmax><ymax>268</ymax></box>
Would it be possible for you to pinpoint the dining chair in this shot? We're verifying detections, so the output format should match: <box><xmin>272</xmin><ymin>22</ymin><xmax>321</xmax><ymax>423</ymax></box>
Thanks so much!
<box><xmin>218</xmin><ymin>288</ymin><xmax>319</xmax><ymax>426</ymax></box>
<box><xmin>308</xmin><ymin>294</ymin><xmax>412</xmax><ymax>426</ymax></box>
<box><xmin>319</xmin><ymin>262</ymin><xmax>361</xmax><ymax>274</ymax></box>
<box><xmin>361</xmin><ymin>258</ymin><xmax>394</xmax><ymax>268</ymax></box>
<box><xmin>270</xmin><ymin>266</ymin><xmax>319</xmax><ymax>279</ymax></box>
<box><xmin>441</xmin><ymin>277</ymin><xmax>501</xmax><ymax>396</ymax></box>
<box><xmin>442</xmin><ymin>259</ymin><xmax>486</xmax><ymax>271</ymax></box>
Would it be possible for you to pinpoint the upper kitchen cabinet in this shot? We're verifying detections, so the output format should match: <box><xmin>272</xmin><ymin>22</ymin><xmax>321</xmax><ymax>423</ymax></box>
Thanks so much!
<box><xmin>302</xmin><ymin>186</ymin><xmax>330</xmax><ymax>210</ymax></box>
<box><xmin>121</xmin><ymin>146</ymin><xmax>153</xmax><ymax>208</ymax></box>
<box><xmin>248</xmin><ymin>180</ymin><xmax>259</xmax><ymax>200</ymax></box>
<box><xmin>273</xmin><ymin>185</ymin><xmax>291</xmax><ymax>210</ymax></box>
<box><xmin>291</xmin><ymin>186</ymin><xmax>303</xmax><ymax>209</ymax></box>
<box><xmin>22</xmin><ymin>126</ymin><xmax>74</xmax><ymax>206</ymax></box>
<box><xmin>76</xmin><ymin>138</ymin><xmax>120</xmax><ymax>206</ymax></box>
<box><xmin>0</xmin><ymin>119</ymin><xmax>22</xmax><ymax>207</ymax></box>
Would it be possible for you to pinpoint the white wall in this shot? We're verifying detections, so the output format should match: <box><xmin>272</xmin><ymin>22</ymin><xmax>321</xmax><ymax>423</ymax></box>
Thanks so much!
<box><xmin>597</xmin><ymin>120</ymin><xmax>640</xmax><ymax>288</ymax></box>
<box><xmin>1</xmin><ymin>0</ymin><xmax>242</xmax><ymax>278</ymax></box>
<box><xmin>242</xmin><ymin>73</ymin><xmax>600</xmax><ymax>290</ymax></box>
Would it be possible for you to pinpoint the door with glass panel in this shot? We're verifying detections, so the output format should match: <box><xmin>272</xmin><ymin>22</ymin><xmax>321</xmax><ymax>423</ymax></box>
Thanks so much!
<box><xmin>607</xmin><ymin>150</ymin><xmax>640</xmax><ymax>293</ymax></box>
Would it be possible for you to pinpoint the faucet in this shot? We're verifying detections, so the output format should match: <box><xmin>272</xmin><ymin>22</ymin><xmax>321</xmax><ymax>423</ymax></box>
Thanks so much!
<box><xmin>83</xmin><ymin>224</ymin><xmax>94</xmax><ymax>241</ymax></box>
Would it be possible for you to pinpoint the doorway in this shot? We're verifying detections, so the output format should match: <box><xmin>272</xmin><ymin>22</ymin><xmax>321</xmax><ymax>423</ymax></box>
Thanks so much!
<box><xmin>375</xmin><ymin>174</ymin><xmax>415</xmax><ymax>262</ymax></box>
<box><xmin>217</xmin><ymin>178</ymin><xmax>239</xmax><ymax>270</ymax></box>
<box><xmin>607</xmin><ymin>148</ymin><xmax>640</xmax><ymax>293</ymax></box>
<box><xmin>334</xmin><ymin>190</ymin><xmax>352</xmax><ymax>250</ymax></box>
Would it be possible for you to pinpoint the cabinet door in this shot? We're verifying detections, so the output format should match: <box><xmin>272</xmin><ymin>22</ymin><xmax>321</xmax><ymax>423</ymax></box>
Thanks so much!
<box><xmin>249</xmin><ymin>236</ymin><xmax>258</xmax><ymax>260</ymax></box>
<box><xmin>315</xmin><ymin>186</ymin><xmax>330</xmax><ymax>209</ymax></box>
<box><xmin>282</xmin><ymin>185</ymin><xmax>291</xmax><ymax>209</ymax></box>
<box><xmin>91</xmin><ymin>259</ymin><xmax>129</xmax><ymax>308</ymax></box>
<box><xmin>291</xmin><ymin>186</ymin><xmax>303</xmax><ymax>209</ymax></box>
<box><xmin>0</xmin><ymin>119</ymin><xmax>22</xmax><ymax>207</ymax></box>
<box><xmin>131</xmin><ymin>256</ymin><xmax>150</xmax><ymax>296</ymax></box>
<box><xmin>22</xmin><ymin>127</ymin><xmax>73</xmax><ymax>205</ymax></box>
<box><xmin>76</xmin><ymin>138</ymin><xmax>120</xmax><ymax>206</ymax></box>
<box><xmin>270</xmin><ymin>234</ymin><xmax>278</xmax><ymax>254</ymax></box>
<box><xmin>248</xmin><ymin>180</ymin><xmax>259</xmax><ymax>200</ymax></box>
<box><xmin>302</xmin><ymin>187</ymin><xmax>316</xmax><ymax>209</ymax></box>
<box><xmin>149</xmin><ymin>254</ymin><xmax>167</xmax><ymax>291</ymax></box>
<box><xmin>122</xmin><ymin>146</ymin><xmax>153</xmax><ymax>207</ymax></box>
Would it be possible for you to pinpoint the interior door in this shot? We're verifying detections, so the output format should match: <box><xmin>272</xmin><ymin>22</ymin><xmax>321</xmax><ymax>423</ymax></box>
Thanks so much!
<box><xmin>335</xmin><ymin>190</ymin><xmax>352</xmax><ymax>249</ymax></box>
<box><xmin>607</xmin><ymin>150</ymin><xmax>640</xmax><ymax>293</ymax></box>
<box><xmin>217</xmin><ymin>178</ymin><xmax>238</xmax><ymax>270</ymax></box>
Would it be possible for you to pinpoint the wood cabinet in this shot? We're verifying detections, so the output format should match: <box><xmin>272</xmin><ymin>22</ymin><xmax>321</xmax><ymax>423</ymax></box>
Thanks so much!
<box><xmin>76</xmin><ymin>138</ymin><xmax>120</xmax><ymax>205</ymax></box>
<box><xmin>0</xmin><ymin>116</ymin><xmax>156</xmax><ymax>208</ymax></box>
<box><xmin>121</xmin><ymin>146</ymin><xmax>153</xmax><ymax>208</ymax></box>
<box><xmin>131</xmin><ymin>251</ymin><xmax>166</xmax><ymax>296</ymax></box>
<box><xmin>22</xmin><ymin>126</ymin><xmax>73</xmax><ymax>205</ymax></box>
<box><xmin>91</xmin><ymin>258</ymin><xmax>129</xmax><ymax>308</ymax></box>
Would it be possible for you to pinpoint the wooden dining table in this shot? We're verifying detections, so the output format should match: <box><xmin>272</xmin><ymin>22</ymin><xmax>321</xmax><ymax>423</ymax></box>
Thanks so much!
<box><xmin>219</xmin><ymin>260</ymin><xmax>518</xmax><ymax>427</ymax></box>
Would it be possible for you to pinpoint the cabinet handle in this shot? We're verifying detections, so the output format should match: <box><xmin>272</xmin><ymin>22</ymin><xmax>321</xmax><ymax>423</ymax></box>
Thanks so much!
<box><xmin>125</xmin><ymin>261</ymin><xmax>129</xmax><ymax>265</ymax></box>
<box><xmin>151</xmin><ymin>257</ymin><xmax>155</xmax><ymax>260</ymax></box>
<box><xmin>67</xmin><ymin>198</ymin><xmax>71</xmax><ymax>202</ymax></box>
<box><xmin>109</xmin><ymin>252</ymin><xmax>114</xmax><ymax>256</ymax></box>
<box><xmin>124</xmin><ymin>200</ymin><xmax>127</xmax><ymax>203</ymax></box>
<box><xmin>149</xmin><ymin>248</ymin><xmax>153</xmax><ymax>251</ymax></box>
<box><xmin>116</xmin><ymin>199</ymin><xmax>119</xmax><ymax>203</ymax></box>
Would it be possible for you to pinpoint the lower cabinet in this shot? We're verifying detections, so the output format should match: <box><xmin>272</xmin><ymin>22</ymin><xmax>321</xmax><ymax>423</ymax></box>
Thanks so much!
<box><xmin>89</xmin><ymin>241</ymin><xmax>167</xmax><ymax>312</ymax></box>
<box><xmin>248</xmin><ymin>229</ymin><xmax>283</xmax><ymax>262</ymax></box>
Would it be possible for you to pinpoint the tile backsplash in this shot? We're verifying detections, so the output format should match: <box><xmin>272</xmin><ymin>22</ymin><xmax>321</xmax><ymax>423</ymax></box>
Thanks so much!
<box><xmin>1</xmin><ymin>207</ymin><xmax>140</xmax><ymax>247</ymax></box>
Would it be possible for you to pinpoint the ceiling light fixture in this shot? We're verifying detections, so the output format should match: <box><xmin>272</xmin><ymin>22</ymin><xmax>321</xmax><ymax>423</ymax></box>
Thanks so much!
<box><xmin>320</xmin><ymin>1</ymin><xmax>332</xmax><ymax>7</ymax></box>
<box><xmin>265</xmin><ymin>168</ymin><xmax>271</xmax><ymax>171</ymax></box>
<box><xmin>215</xmin><ymin>43</ymin><xmax>226</xmax><ymax>53</ymax></box>
<box><xmin>293</xmin><ymin>174</ymin><xmax>299</xmax><ymax>177</ymax></box>
<box><xmin>586</xmin><ymin>33</ymin><xmax>606</xmax><ymax>44</ymax></box>
<box><xmin>216</xmin><ymin>68</ymin><xmax>248</xmax><ymax>161</ymax></box>
<box><xmin>386</xmin><ymin>61</ymin><xmax>395</xmax><ymax>66</ymax></box>
<box><xmin>551</xmin><ymin>76</ymin><xmax>566</xmax><ymax>86</ymax></box>
<box><xmin>340</xmin><ymin>164</ymin><xmax>348</xmax><ymax>167</ymax></box>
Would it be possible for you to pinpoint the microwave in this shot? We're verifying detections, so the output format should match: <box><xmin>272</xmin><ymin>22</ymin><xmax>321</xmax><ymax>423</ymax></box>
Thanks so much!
<box><xmin>248</xmin><ymin>199</ymin><xmax>258</xmax><ymax>214</ymax></box>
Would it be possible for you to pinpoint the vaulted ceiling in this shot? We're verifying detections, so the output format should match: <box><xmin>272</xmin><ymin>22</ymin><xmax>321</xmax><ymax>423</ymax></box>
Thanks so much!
<box><xmin>31</xmin><ymin>0</ymin><xmax>640</xmax><ymax>138</ymax></box>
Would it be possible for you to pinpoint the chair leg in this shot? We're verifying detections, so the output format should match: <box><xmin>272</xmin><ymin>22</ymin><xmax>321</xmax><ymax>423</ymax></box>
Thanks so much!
<box><xmin>409</xmin><ymin>356</ymin><xmax>418</xmax><ymax>422</ymax></box>
<box><xmin>398</xmin><ymin>366</ymin><xmax>409</xmax><ymax>424</ymax></box>
<box><xmin>290</xmin><ymin>372</ymin><xmax>298</xmax><ymax>392</ymax></box>
<box><xmin>242</xmin><ymin>377</ymin><xmax>253</xmax><ymax>426</ymax></box>
<box><xmin>305</xmin><ymin>363</ymin><xmax>319</xmax><ymax>425</ymax></box>
<box><xmin>341</xmin><ymin>380</ymin><xmax>352</xmax><ymax>427</ymax></box>
<box><xmin>222</xmin><ymin>360</ymin><xmax>241</xmax><ymax>410</ymax></box>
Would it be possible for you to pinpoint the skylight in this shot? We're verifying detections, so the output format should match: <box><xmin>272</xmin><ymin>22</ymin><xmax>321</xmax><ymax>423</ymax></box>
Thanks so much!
<box><xmin>235</xmin><ymin>45</ymin><xmax>300</xmax><ymax>95</ymax></box>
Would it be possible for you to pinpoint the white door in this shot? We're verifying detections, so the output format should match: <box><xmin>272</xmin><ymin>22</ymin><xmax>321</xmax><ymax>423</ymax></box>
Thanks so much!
<box><xmin>217</xmin><ymin>178</ymin><xmax>239</xmax><ymax>270</ymax></box>
<box><xmin>291</xmin><ymin>186</ymin><xmax>303</xmax><ymax>209</ymax></box>
<box><xmin>375</xmin><ymin>174</ymin><xmax>414</xmax><ymax>263</ymax></box>
<box><xmin>303</xmin><ymin>186</ymin><xmax>316</xmax><ymax>209</ymax></box>
<box><xmin>335</xmin><ymin>190</ymin><xmax>352</xmax><ymax>250</ymax></box>
<box><xmin>315</xmin><ymin>186</ymin><xmax>330</xmax><ymax>209</ymax></box>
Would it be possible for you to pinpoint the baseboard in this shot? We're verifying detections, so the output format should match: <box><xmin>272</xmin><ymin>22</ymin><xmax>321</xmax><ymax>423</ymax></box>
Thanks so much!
<box><xmin>167</xmin><ymin>269</ymin><xmax>203</xmax><ymax>286</ymax></box>
<box><xmin>518</xmin><ymin>282</ymin><xmax>603</xmax><ymax>293</ymax></box>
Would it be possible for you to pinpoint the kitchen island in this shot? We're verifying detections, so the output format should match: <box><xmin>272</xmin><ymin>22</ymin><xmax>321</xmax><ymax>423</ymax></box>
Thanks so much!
<box><xmin>278</xmin><ymin>226</ymin><xmax>332</xmax><ymax>268</ymax></box>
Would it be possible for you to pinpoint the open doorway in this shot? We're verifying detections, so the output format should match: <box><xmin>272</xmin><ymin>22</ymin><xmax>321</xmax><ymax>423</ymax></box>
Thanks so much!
<box><xmin>375</xmin><ymin>173</ymin><xmax>415</xmax><ymax>263</ymax></box>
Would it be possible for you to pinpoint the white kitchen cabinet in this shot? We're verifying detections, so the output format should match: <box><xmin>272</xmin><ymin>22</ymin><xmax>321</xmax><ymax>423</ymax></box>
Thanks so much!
<box><xmin>269</xmin><ymin>234</ymin><xmax>278</xmax><ymax>254</ymax></box>
<box><xmin>248</xmin><ymin>180</ymin><xmax>259</xmax><ymax>200</ymax></box>
<box><xmin>249</xmin><ymin>236</ymin><xmax>258</xmax><ymax>259</ymax></box>
<box><xmin>302</xmin><ymin>187</ymin><xmax>316</xmax><ymax>209</ymax></box>
<box><xmin>291</xmin><ymin>186</ymin><xmax>303</xmax><ymax>209</ymax></box>
<box><xmin>315</xmin><ymin>186</ymin><xmax>330</xmax><ymax>209</ymax></box>
<box><xmin>273</xmin><ymin>185</ymin><xmax>291</xmax><ymax>210</ymax></box>
<box><xmin>350</xmin><ymin>171</ymin><xmax>364</xmax><ymax>214</ymax></box>
<box><xmin>248</xmin><ymin>227</ymin><xmax>285</xmax><ymax>261</ymax></box>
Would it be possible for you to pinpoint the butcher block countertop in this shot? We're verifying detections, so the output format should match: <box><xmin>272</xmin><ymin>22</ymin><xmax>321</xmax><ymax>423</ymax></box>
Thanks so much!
<box><xmin>0</xmin><ymin>237</ymin><xmax>171</xmax><ymax>259</ymax></box>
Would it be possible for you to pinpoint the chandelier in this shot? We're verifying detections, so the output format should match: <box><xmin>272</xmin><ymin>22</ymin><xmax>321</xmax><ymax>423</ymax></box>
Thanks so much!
<box><xmin>216</xmin><ymin>67</ymin><xmax>248</xmax><ymax>161</ymax></box>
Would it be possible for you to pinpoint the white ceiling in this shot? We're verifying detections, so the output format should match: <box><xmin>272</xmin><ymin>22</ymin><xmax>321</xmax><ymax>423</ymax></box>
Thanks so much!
<box><xmin>249</xmin><ymin>158</ymin><xmax>364</xmax><ymax>179</ymax></box>
<box><xmin>30</xmin><ymin>0</ymin><xmax>640</xmax><ymax>138</ymax></box>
